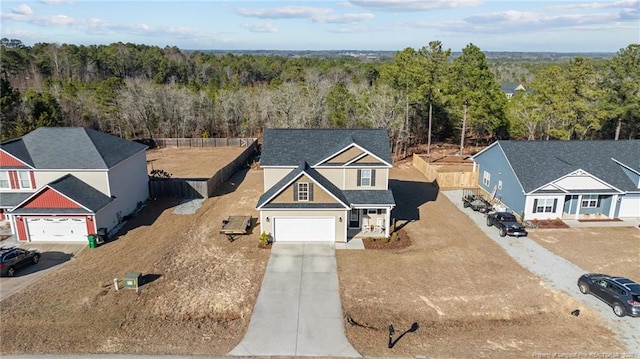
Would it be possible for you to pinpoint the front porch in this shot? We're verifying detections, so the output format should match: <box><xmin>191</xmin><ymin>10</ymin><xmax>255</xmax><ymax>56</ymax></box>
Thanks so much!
<box><xmin>346</xmin><ymin>207</ymin><xmax>391</xmax><ymax>238</ymax></box>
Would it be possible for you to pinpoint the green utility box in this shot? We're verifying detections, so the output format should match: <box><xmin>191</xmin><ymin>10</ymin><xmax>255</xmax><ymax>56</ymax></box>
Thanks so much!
<box><xmin>123</xmin><ymin>272</ymin><xmax>142</xmax><ymax>291</ymax></box>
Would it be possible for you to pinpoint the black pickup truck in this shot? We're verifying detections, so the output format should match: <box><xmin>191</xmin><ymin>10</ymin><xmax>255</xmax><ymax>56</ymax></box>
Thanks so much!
<box><xmin>486</xmin><ymin>212</ymin><xmax>528</xmax><ymax>237</ymax></box>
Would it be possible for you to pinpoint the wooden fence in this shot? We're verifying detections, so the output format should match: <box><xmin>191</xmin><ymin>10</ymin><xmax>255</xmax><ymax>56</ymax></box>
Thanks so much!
<box><xmin>412</xmin><ymin>154</ymin><xmax>478</xmax><ymax>189</ymax></box>
<box><xmin>152</xmin><ymin>137</ymin><xmax>256</xmax><ymax>148</ymax></box>
<box><xmin>149</xmin><ymin>139</ymin><xmax>258</xmax><ymax>199</ymax></box>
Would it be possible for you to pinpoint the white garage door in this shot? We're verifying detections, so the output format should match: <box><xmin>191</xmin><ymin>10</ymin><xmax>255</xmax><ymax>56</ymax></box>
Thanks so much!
<box><xmin>26</xmin><ymin>217</ymin><xmax>88</xmax><ymax>242</ymax></box>
<box><xmin>273</xmin><ymin>217</ymin><xmax>335</xmax><ymax>242</ymax></box>
<box><xmin>618</xmin><ymin>194</ymin><xmax>640</xmax><ymax>217</ymax></box>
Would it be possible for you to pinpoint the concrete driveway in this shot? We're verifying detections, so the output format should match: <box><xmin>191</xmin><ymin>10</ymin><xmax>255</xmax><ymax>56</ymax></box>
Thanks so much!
<box><xmin>0</xmin><ymin>240</ymin><xmax>86</xmax><ymax>301</ymax></box>
<box><xmin>229</xmin><ymin>242</ymin><xmax>360</xmax><ymax>357</ymax></box>
<box><xmin>443</xmin><ymin>190</ymin><xmax>640</xmax><ymax>354</ymax></box>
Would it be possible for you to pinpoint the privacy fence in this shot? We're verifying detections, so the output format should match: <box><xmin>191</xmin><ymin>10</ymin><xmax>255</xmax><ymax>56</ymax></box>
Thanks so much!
<box><xmin>412</xmin><ymin>154</ymin><xmax>478</xmax><ymax>189</ymax></box>
<box><xmin>149</xmin><ymin>138</ymin><xmax>258</xmax><ymax>199</ymax></box>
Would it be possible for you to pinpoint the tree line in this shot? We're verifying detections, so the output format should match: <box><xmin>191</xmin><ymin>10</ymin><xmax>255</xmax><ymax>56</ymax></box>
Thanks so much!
<box><xmin>1</xmin><ymin>38</ymin><xmax>638</xmax><ymax>156</ymax></box>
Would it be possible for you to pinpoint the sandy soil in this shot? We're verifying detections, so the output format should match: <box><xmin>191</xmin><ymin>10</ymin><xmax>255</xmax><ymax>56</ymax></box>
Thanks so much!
<box><xmin>0</xmin><ymin>165</ymin><xmax>268</xmax><ymax>355</ymax></box>
<box><xmin>528</xmin><ymin>227</ymin><xmax>640</xmax><ymax>280</ymax></box>
<box><xmin>0</xmin><ymin>147</ymin><xmax>630</xmax><ymax>357</ymax></box>
<box><xmin>146</xmin><ymin>147</ymin><xmax>246</xmax><ymax>178</ymax></box>
<box><xmin>337</xmin><ymin>162</ymin><xmax>624</xmax><ymax>358</ymax></box>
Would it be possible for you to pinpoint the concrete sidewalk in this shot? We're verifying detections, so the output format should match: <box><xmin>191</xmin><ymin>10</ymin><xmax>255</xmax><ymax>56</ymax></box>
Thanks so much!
<box><xmin>229</xmin><ymin>242</ymin><xmax>360</xmax><ymax>357</ymax></box>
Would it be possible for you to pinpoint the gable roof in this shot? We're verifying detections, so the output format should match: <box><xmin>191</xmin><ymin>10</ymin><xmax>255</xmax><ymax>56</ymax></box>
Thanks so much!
<box><xmin>500</xmin><ymin>83</ymin><xmax>525</xmax><ymax>93</ymax></box>
<box><xmin>12</xmin><ymin>174</ymin><xmax>114</xmax><ymax>214</ymax></box>
<box><xmin>259</xmin><ymin>128</ymin><xmax>392</xmax><ymax>167</ymax></box>
<box><xmin>477</xmin><ymin>140</ymin><xmax>640</xmax><ymax>193</ymax></box>
<box><xmin>0</xmin><ymin>127</ymin><xmax>147</xmax><ymax>170</ymax></box>
<box><xmin>256</xmin><ymin>162</ymin><xmax>349</xmax><ymax>209</ymax></box>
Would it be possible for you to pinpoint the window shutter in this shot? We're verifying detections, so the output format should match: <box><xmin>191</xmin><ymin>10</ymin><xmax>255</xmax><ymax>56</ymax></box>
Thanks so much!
<box><xmin>293</xmin><ymin>183</ymin><xmax>298</xmax><ymax>201</ymax></box>
<box><xmin>532</xmin><ymin>199</ymin><xmax>538</xmax><ymax>213</ymax></box>
<box><xmin>309</xmin><ymin>183</ymin><xmax>314</xmax><ymax>201</ymax></box>
<box><xmin>371</xmin><ymin>169</ymin><xmax>376</xmax><ymax>186</ymax></box>
<box><xmin>357</xmin><ymin>169</ymin><xmax>361</xmax><ymax>186</ymax></box>
<box><xmin>596</xmin><ymin>196</ymin><xmax>601</xmax><ymax>207</ymax></box>
<box><xmin>552</xmin><ymin>199</ymin><xmax>557</xmax><ymax>212</ymax></box>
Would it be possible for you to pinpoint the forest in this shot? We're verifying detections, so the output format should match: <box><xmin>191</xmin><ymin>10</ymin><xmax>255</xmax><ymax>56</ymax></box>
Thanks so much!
<box><xmin>1</xmin><ymin>38</ymin><xmax>639</xmax><ymax>156</ymax></box>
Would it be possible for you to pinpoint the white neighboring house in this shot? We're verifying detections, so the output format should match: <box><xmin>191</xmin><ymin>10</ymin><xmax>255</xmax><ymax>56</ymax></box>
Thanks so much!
<box><xmin>0</xmin><ymin>127</ymin><xmax>149</xmax><ymax>242</ymax></box>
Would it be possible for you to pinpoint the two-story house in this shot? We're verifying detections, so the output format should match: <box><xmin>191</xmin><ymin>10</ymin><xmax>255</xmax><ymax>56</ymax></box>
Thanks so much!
<box><xmin>256</xmin><ymin>128</ymin><xmax>395</xmax><ymax>242</ymax></box>
<box><xmin>0</xmin><ymin>127</ymin><xmax>149</xmax><ymax>242</ymax></box>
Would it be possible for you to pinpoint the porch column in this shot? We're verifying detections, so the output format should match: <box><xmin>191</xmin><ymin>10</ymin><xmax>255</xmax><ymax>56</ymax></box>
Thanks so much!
<box><xmin>609</xmin><ymin>195</ymin><xmax>618</xmax><ymax>218</ymax></box>
<box><xmin>385</xmin><ymin>207</ymin><xmax>391</xmax><ymax>237</ymax></box>
<box><xmin>575</xmin><ymin>195</ymin><xmax>582</xmax><ymax>220</ymax></box>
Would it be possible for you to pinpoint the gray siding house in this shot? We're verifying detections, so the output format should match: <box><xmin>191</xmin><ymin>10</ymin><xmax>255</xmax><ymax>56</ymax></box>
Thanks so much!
<box><xmin>257</xmin><ymin>128</ymin><xmax>395</xmax><ymax>242</ymax></box>
<box><xmin>472</xmin><ymin>140</ymin><xmax>640</xmax><ymax>221</ymax></box>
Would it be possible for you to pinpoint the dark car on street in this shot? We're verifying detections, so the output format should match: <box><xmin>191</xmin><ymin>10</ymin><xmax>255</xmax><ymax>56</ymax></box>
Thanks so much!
<box><xmin>577</xmin><ymin>273</ymin><xmax>640</xmax><ymax>317</ymax></box>
<box><xmin>0</xmin><ymin>247</ymin><xmax>41</xmax><ymax>277</ymax></box>
<box><xmin>486</xmin><ymin>211</ymin><xmax>528</xmax><ymax>237</ymax></box>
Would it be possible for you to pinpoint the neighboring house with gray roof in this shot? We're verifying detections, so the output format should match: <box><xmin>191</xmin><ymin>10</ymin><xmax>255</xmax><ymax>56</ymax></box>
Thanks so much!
<box><xmin>471</xmin><ymin>140</ymin><xmax>640</xmax><ymax>221</ymax></box>
<box><xmin>500</xmin><ymin>83</ymin><xmax>526</xmax><ymax>99</ymax></box>
<box><xmin>257</xmin><ymin>128</ymin><xmax>395</xmax><ymax>242</ymax></box>
<box><xmin>0</xmin><ymin>127</ymin><xmax>148</xmax><ymax>242</ymax></box>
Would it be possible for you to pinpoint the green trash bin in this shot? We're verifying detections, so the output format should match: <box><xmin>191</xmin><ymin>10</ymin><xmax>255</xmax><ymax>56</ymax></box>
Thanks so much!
<box><xmin>87</xmin><ymin>234</ymin><xmax>97</xmax><ymax>249</ymax></box>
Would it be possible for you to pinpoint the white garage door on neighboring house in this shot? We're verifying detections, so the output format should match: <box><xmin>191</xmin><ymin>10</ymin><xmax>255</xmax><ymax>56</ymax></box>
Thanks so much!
<box><xmin>273</xmin><ymin>217</ymin><xmax>335</xmax><ymax>242</ymax></box>
<box><xmin>26</xmin><ymin>217</ymin><xmax>88</xmax><ymax>242</ymax></box>
<box><xmin>618</xmin><ymin>194</ymin><xmax>640</xmax><ymax>218</ymax></box>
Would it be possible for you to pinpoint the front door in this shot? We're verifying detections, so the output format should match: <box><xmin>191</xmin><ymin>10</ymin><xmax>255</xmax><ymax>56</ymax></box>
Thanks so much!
<box><xmin>349</xmin><ymin>209</ymin><xmax>360</xmax><ymax>228</ymax></box>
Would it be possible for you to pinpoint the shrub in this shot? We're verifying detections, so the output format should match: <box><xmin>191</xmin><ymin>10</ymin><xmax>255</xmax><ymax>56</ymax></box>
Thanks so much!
<box><xmin>366</xmin><ymin>237</ymin><xmax>375</xmax><ymax>242</ymax></box>
<box><xmin>259</xmin><ymin>232</ymin><xmax>271</xmax><ymax>245</ymax></box>
<box><xmin>381</xmin><ymin>236</ymin><xmax>390</xmax><ymax>243</ymax></box>
<box><xmin>391</xmin><ymin>232</ymin><xmax>398</xmax><ymax>242</ymax></box>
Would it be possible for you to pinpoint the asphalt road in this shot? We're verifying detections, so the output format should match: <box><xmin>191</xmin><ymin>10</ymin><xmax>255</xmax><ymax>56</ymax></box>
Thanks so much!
<box><xmin>443</xmin><ymin>190</ymin><xmax>640</xmax><ymax>355</ymax></box>
<box><xmin>0</xmin><ymin>241</ymin><xmax>85</xmax><ymax>301</ymax></box>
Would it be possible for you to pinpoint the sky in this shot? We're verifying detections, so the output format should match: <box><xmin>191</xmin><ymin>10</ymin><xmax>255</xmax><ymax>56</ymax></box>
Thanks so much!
<box><xmin>1</xmin><ymin>0</ymin><xmax>639</xmax><ymax>52</ymax></box>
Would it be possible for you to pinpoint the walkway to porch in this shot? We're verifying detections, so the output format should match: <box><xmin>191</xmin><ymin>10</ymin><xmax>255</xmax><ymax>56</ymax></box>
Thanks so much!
<box><xmin>347</xmin><ymin>228</ymin><xmax>388</xmax><ymax>240</ymax></box>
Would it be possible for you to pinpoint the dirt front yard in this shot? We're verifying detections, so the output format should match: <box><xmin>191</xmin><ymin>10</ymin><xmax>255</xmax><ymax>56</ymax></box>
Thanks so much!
<box><xmin>0</xmin><ymin>150</ymin><xmax>268</xmax><ymax>355</ymax></box>
<box><xmin>337</xmin><ymin>162</ymin><xmax>624</xmax><ymax>358</ymax></box>
<box><xmin>528</xmin><ymin>227</ymin><xmax>640</xmax><ymax>280</ymax></box>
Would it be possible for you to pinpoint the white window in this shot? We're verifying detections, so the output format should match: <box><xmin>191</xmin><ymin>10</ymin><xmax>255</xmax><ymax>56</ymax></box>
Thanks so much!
<box><xmin>367</xmin><ymin>208</ymin><xmax>377</xmax><ymax>215</ymax></box>
<box><xmin>581</xmin><ymin>195</ymin><xmax>599</xmax><ymax>208</ymax></box>
<box><xmin>18</xmin><ymin>171</ymin><xmax>31</xmax><ymax>189</ymax></box>
<box><xmin>534</xmin><ymin>198</ymin><xmax>556</xmax><ymax>213</ymax></box>
<box><xmin>376</xmin><ymin>209</ymin><xmax>385</xmax><ymax>215</ymax></box>
<box><xmin>0</xmin><ymin>171</ymin><xmax>9</xmax><ymax>189</ymax></box>
<box><xmin>297</xmin><ymin>182</ymin><xmax>309</xmax><ymax>201</ymax></box>
<box><xmin>497</xmin><ymin>180</ymin><xmax>502</xmax><ymax>190</ymax></box>
<box><xmin>482</xmin><ymin>171</ymin><xmax>490</xmax><ymax>186</ymax></box>
<box><xmin>360</xmin><ymin>169</ymin><xmax>372</xmax><ymax>187</ymax></box>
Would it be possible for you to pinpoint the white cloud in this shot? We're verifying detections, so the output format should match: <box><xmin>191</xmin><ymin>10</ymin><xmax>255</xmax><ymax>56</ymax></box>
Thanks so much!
<box><xmin>236</xmin><ymin>6</ymin><xmax>332</xmax><ymax>19</ymax></box>
<box><xmin>242</xmin><ymin>22</ymin><xmax>279</xmax><ymax>33</ymax></box>
<box><xmin>348</xmin><ymin>0</ymin><xmax>481</xmax><ymax>12</ymax></box>
<box><xmin>313</xmin><ymin>13</ymin><xmax>375</xmax><ymax>23</ymax></box>
<box><xmin>12</xmin><ymin>4</ymin><xmax>33</xmax><ymax>16</ymax></box>
<box><xmin>545</xmin><ymin>0</ymin><xmax>638</xmax><ymax>11</ymax></box>
<box><xmin>38</xmin><ymin>0</ymin><xmax>75</xmax><ymax>4</ymax></box>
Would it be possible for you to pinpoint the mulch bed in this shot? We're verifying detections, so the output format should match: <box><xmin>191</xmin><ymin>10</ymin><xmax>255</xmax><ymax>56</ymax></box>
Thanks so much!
<box><xmin>362</xmin><ymin>229</ymin><xmax>411</xmax><ymax>250</ymax></box>
<box><xmin>528</xmin><ymin>219</ymin><xmax>570</xmax><ymax>229</ymax></box>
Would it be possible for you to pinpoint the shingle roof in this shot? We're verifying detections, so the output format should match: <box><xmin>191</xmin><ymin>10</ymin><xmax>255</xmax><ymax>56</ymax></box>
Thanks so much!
<box><xmin>0</xmin><ymin>192</ymin><xmax>32</xmax><ymax>208</ymax></box>
<box><xmin>1</xmin><ymin>127</ymin><xmax>147</xmax><ymax>169</ymax></box>
<box><xmin>343</xmin><ymin>190</ymin><xmax>395</xmax><ymax>206</ymax></box>
<box><xmin>259</xmin><ymin>128</ymin><xmax>392</xmax><ymax>167</ymax></box>
<box><xmin>256</xmin><ymin>162</ymin><xmax>349</xmax><ymax>209</ymax></box>
<box><xmin>496</xmin><ymin>140</ymin><xmax>640</xmax><ymax>193</ymax></box>
<box><xmin>12</xmin><ymin>174</ymin><xmax>113</xmax><ymax>213</ymax></box>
